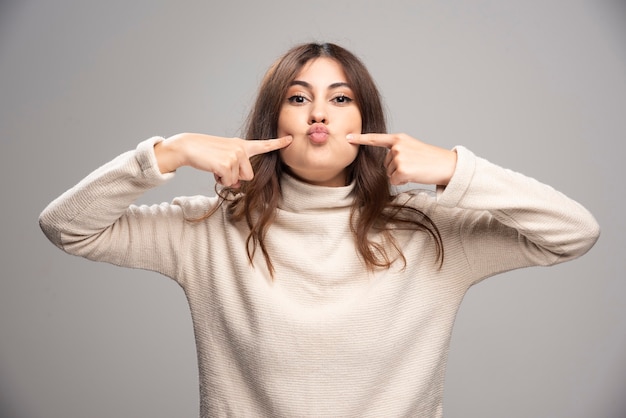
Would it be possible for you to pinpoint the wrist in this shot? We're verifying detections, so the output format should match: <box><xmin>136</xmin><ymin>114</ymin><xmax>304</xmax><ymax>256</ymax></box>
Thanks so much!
<box><xmin>155</xmin><ymin>134</ymin><xmax>188</xmax><ymax>173</ymax></box>
<box><xmin>442</xmin><ymin>149</ymin><xmax>458</xmax><ymax>186</ymax></box>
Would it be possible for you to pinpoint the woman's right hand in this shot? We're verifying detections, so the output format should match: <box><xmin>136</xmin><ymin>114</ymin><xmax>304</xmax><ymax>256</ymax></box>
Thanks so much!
<box><xmin>154</xmin><ymin>133</ymin><xmax>293</xmax><ymax>186</ymax></box>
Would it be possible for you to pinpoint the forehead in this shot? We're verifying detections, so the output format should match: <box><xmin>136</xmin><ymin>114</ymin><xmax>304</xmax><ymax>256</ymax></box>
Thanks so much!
<box><xmin>293</xmin><ymin>57</ymin><xmax>348</xmax><ymax>84</ymax></box>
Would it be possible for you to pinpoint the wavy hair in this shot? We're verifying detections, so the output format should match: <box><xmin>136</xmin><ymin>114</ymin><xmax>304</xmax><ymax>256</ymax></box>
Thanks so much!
<box><xmin>212</xmin><ymin>42</ymin><xmax>443</xmax><ymax>275</ymax></box>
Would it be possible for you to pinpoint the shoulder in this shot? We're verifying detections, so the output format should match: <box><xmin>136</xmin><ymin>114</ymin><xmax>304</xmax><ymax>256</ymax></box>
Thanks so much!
<box><xmin>392</xmin><ymin>187</ymin><xmax>468</xmax><ymax>232</ymax></box>
<box><xmin>171</xmin><ymin>195</ymin><xmax>223</xmax><ymax>220</ymax></box>
<box><xmin>392</xmin><ymin>187</ymin><xmax>439</xmax><ymax>213</ymax></box>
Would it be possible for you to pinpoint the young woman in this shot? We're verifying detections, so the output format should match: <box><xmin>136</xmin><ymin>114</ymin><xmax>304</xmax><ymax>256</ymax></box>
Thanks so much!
<box><xmin>39</xmin><ymin>43</ymin><xmax>599</xmax><ymax>417</ymax></box>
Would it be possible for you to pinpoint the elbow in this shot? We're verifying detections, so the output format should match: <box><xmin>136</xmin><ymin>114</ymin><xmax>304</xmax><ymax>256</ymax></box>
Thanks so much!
<box><xmin>576</xmin><ymin>219</ymin><xmax>601</xmax><ymax>257</ymax></box>
<box><xmin>38</xmin><ymin>205</ymin><xmax>89</xmax><ymax>253</ymax></box>
<box><xmin>554</xmin><ymin>216</ymin><xmax>601</xmax><ymax>263</ymax></box>
<box><xmin>39</xmin><ymin>212</ymin><xmax>109</xmax><ymax>259</ymax></box>
<box><xmin>38</xmin><ymin>208</ymin><xmax>64</xmax><ymax>250</ymax></box>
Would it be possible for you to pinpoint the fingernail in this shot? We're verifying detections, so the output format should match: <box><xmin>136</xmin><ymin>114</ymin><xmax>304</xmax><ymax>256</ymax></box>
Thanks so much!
<box><xmin>346</xmin><ymin>134</ymin><xmax>354</xmax><ymax>140</ymax></box>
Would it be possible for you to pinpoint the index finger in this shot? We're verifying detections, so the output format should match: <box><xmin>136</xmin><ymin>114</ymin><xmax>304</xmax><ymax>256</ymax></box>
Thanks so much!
<box><xmin>244</xmin><ymin>135</ymin><xmax>293</xmax><ymax>157</ymax></box>
<box><xmin>346</xmin><ymin>133</ymin><xmax>395</xmax><ymax>148</ymax></box>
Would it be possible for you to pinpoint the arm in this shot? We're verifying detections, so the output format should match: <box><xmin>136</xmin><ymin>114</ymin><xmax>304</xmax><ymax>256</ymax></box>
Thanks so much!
<box><xmin>437</xmin><ymin>146</ymin><xmax>599</xmax><ymax>279</ymax></box>
<box><xmin>39</xmin><ymin>137</ymin><xmax>183</xmax><ymax>277</ymax></box>
<box><xmin>348</xmin><ymin>133</ymin><xmax>600</xmax><ymax>278</ymax></box>
<box><xmin>39</xmin><ymin>134</ymin><xmax>293</xmax><ymax>276</ymax></box>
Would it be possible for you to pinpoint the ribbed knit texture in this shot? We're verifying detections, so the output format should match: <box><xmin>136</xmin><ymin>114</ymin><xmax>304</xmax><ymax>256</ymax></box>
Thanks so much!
<box><xmin>39</xmin><ymin>137</ymin><xmax>599</xmax><ymax>417</ymax></box>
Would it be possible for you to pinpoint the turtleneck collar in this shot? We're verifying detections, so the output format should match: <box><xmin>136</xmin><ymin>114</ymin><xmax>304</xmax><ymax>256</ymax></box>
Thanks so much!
<box><xmin>278</xmin><ymin>174</ymin><xmax>356</xmax><ymax>213</ymax></box>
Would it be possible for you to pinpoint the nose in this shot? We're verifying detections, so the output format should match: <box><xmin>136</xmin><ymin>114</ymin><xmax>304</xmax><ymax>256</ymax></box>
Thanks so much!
<box><xmin>309</xmin><ymin>101</ymin><xmax>327</xmax><ymax>124</ymax></box>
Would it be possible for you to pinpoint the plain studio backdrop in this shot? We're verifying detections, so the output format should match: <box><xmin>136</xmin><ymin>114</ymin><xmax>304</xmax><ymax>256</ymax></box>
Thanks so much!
<box><xmin>1</xmin><ymin>1</ymin><xmax>624</xmax><ymax>417</ymax></box>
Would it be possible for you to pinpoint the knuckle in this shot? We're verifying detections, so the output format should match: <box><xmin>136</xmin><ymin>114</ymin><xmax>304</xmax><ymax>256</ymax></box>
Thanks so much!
<box><xmin>226</xmin><ymin>154</ymin><xmax>238</xmax><ymax>166</ymax></box>
<box><xmin>235</xmin><ymin>147</ymin><xmax>246</xmax><ymax>159</ymax></box>
<box><xmin>220</xmin><ymin>155</ymin><xmax>238</xmax><ymax>170</ymax></box>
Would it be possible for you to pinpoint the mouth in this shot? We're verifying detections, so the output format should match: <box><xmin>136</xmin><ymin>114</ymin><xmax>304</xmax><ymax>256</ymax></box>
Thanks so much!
<box><xmin>307</xmin><ymin>124</ymin><xmax>329</xmax><ymax>144</ymax></box>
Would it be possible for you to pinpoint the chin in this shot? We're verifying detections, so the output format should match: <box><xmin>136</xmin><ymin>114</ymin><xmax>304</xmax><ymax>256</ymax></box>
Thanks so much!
<box><xmin>282</xmin><ymin>164</ymin><xmax>349</xmax><ymax>187</ymax></box>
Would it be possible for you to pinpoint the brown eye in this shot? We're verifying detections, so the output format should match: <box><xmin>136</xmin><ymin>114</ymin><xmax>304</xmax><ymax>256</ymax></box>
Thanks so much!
<box><xmin>332</xmin><ymin>94</ymin><xmax>353</xmax><ymax>104</ymax></box>
<box><xmin>287</xmin><ymin>95</ymin><xmax>307</xmax><ymax>104</ymax></box>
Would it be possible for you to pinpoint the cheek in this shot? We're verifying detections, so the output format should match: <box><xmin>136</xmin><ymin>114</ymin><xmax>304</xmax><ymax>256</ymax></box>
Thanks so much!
<box><xmin>278</xmin><ymin>145</ymin><xmax>301</xmax><ymax>170</ymax></box>
<box><xmin>278</xmin><ymin>147</ymin><xmax>290</xmax><ymax>163</ymax></box>
<box><xmin>346</xmin><ymin>143</ymin><xmax>360</xmax><ymax>162</ymax></box>
<box><xmin>277</xmin><ymin>115</ymin><xmax>286</xmax><ymax>136</ymax></box>
<box><xmin>277</xmin><ymin>108</ymin><xmax>298</xmax><ymax>136</ymax></box>
<box><xmin>344</xmin><ymin>109</ymin><xmax>362</xmax><ymax>133</ymax></box>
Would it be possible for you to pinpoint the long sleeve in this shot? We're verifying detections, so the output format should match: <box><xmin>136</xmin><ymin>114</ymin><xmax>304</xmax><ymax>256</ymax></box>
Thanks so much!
<box><xmin>434</xmin><ymin>146</ymin><xmax>600</xmax><ymax>284</ymax></box>
<box><xmin>38</xmin><ymin>140</ymin><xmax>601</xmax><ymax>418</ymax></box>
<box><xmin>38</xmin><ymin>137</ymin><xmax>202</xmax><ymax>279</ymax></box>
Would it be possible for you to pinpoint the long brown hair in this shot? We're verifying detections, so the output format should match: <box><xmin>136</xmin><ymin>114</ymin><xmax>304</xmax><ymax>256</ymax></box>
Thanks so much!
<box><xmin>214</xmin><ymin>43</ymin><xmax>443</xmax><ymax>275</ymax></box>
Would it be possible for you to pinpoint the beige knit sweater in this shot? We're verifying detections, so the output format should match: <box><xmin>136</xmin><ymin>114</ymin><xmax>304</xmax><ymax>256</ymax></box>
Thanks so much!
<box><xmin>39</xmin><ymin>137</ymin><xmax>599</xmax><ymax>417</ymax></box>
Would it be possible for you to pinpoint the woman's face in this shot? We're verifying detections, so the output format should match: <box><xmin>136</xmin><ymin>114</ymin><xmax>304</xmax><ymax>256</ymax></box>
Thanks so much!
<box><xmin>277</xmin><ymin>57</ymin><xmax>362</xmax><ymax>187</ymax></box>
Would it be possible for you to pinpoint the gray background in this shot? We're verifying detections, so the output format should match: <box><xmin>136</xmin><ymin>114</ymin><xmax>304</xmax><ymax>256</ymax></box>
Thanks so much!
<box><xmin>1</xmin><ymin>1</ymin><xmax>624</xmax><ymax>417</ymax></box>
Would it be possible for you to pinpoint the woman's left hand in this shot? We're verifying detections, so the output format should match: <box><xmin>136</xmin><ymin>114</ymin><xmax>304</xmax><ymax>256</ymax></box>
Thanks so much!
<box><xmin>347</xmin><ymin>133</ymin><xmax>457</xmax><ymax>186</ymax></box>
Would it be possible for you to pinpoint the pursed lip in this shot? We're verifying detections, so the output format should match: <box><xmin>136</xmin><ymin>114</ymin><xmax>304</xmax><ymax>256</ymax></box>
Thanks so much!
<box><xmin>307</xmin><ymin>124</ymin><xmax>329</xmax><ymax>144</ymax></box>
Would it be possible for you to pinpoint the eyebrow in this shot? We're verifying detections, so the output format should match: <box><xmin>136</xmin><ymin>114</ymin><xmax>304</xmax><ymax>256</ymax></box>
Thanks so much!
<box><xmin>289</xmin><ymin>80</ymin><xmax>351</xmax><ymax>90</ymax></box>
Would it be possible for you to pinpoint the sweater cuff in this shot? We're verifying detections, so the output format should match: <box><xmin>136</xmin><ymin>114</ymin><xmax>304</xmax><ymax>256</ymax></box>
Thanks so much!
<box><xmin>436</xmin><ymin>146</ymin><xmax>476</xmax><ymax>207</ymax></box>
<box><xmin>135</xmin><ymin>136</ymin><xmax>176</xmax><ymax>182</ymax></box>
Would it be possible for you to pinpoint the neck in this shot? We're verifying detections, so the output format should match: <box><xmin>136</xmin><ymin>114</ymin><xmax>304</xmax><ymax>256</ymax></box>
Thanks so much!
<box><xmin>278</xmin><ymin>173</ymin><xmax>355</xmax><ymax>213</ymax></box>
<box><xmin>282</xmin><ymin>166</ymin><xmax>349</xmax><ymax>188</ymax></box>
